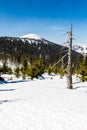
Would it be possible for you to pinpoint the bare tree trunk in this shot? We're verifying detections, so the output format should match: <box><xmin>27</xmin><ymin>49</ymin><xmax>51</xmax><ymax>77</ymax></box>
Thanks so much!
<box><xmin>66</xmin><ymin>25</ymin><xmax>73</xmax><ymax>89</ymax></box>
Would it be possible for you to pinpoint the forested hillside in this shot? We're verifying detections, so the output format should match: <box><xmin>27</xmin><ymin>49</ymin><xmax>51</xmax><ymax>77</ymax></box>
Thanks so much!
<box><xmin>0</xmin><ymin>36</ymin><xmax>80</xmax><ymax>66</ymax></box>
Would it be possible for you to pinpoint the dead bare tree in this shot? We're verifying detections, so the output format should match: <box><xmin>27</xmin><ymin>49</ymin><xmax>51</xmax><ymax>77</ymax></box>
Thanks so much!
<box><xmin>66</xmin><ymin>25</ymin><xmax>73</xmax><ymax>89</ymax></box>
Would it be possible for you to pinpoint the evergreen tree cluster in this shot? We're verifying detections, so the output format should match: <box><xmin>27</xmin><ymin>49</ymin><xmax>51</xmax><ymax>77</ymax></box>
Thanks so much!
<box><xmin>14</xmin><ymin>58</ymin><xmax>45</xmax><ymax>80</ymax></box>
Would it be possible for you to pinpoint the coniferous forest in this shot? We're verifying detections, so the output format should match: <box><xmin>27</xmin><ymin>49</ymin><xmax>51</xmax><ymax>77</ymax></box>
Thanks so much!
<box><xmin>0</xmin><ymin>36</ymin><xmax>86</xmax><ymax>81</ymax></box>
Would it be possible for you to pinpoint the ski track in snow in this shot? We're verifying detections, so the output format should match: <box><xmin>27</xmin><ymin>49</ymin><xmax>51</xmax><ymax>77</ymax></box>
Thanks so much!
<box><xmin>0</xmin><ymin>75</ymin><xmax>87</xmax><ymax>130</ymax></box>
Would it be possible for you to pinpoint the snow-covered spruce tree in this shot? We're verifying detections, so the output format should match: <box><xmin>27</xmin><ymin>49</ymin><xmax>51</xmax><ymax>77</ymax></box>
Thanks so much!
<box><xmin>0</xmin><ymin>66</ymin><xmax>3</xmax><ymax>77</ymax></box>
<box><xmin>58</xmin><ymin>68</ymin><xmax>66</xmax><ymax>78</ymax></box>
<box><xmin>2</xmin><ymin>62</ymin><xmax>8</xmax><ymax>74</ymax></box>
<box><xmin>52</xmin><ymin>67</ymin><xmax>58</xmax><ymax>74</ymax></box>
<box><xmin>52</xmin><ymin>66</ymin><xmax>65</xmax><ymax>78</ymax></box>
<box><xmin>2</xmin><ymin>62</ymin><xmax>12</xmax><ymax>75</ymax></box>
<box><xmin>21</xmin><ymin>57</ymin><xmax>29</xmax><ymax>79</ymax></box>
<box><xmin>76</xmin><ymin>56</ymin><xmax>87</xmax><ymax>82</ymax></box>
<box><xmin>14</xmin><ymin>66</ymin><xmax>20</xmax><ymax>78</ymax></box>
<box><xmin>79</xmin><ymin>59</ymin><xmax>87</xmax><ymax>82</ymax></box>
<box><xmin>27</xmin><ymin>60</ymin><xmax>45</xmax><ymax>80</ymax></box>
<box><xmin>47</xmin><ymin>66</ymin><xmax>52</xmax><ymax>75</ymax></box>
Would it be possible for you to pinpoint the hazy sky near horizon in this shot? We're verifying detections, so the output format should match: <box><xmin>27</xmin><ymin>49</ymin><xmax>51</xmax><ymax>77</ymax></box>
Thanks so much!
<box><xmin>0</xmin><ymin>0</ymin><xmax>87</xmax><ymax>44</ymax></box>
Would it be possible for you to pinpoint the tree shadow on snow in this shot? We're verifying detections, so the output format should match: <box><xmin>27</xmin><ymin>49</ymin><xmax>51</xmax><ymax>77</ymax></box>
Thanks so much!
<box><xmin>0</xmin><ymin>89</ymin><xmax>15</xmax><ymax>91</ymax></box>
<box><xmin>73</xmin><ymin>81</ymin><xmax>81</xmax><ymax>84</ymax></box>
<box><xmin>0</xmin><ymin>81</ymin><xmax>8</xmax><ymax>84</ymax></box>
<box><xmin>72</xmin><ymin>81</ymin><xmax>87</xmax><ymax>89</ymax></box>
<box><xmin>0</xmin><ymin>99</ymin><xmax>20</xmax><ymax>104</ymax></box>
<box><xmin>8</xmin><ymin>80</ymin><xmax>28</xmax><ymax>84</ymax></box>
<box><xmin>74</xmin><ymin>85</ymin><xmax>87</xmax><ymax>89</ymax></box>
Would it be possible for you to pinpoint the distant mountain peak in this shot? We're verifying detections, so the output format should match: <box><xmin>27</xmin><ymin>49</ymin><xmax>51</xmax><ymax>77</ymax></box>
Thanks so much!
<box><xmin>73</xmin><ymin>44</ymin><xmax>87</xmax><ymax>55</ymax></box>
<box><xmin>20</xmin><ymin>34</ymin><xmax>42</xmax><ymax>40</ymax></box>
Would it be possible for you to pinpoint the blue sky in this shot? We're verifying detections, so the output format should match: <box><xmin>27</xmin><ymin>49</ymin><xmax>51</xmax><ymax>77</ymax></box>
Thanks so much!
<box><xmin>0</xmin><ymin>0</ymin><xmax>87</xmax><ymax>44</ymax></box>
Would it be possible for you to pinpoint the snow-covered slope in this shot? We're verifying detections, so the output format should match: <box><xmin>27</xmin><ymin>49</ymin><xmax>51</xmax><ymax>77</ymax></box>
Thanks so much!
<box><xmin>20</xmin><ymin>33</ymin><xmax>53</xmax><ymax>45</ymax></box>
<box><xmin>0</xmin><ymin>74</ymin><xmax>87</xmax><ymax>130</ymax></box>
<box><xmin>20</xmin><ymin>34</ymin><xmax>42</xmax><ymax>40</ymax></box>
<box><xmin>73</xmin><ymin>44</ymin><xmax>87</xmax><ymax>55</ymax></box>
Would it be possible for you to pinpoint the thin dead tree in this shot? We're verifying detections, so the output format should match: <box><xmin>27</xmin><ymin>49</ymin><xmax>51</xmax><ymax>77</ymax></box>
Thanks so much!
<box><xmin>51</xmin><ymin>25</ymin><xmax>73</xmax><ymax>89</ymax></box>
<box><xmin>66</xmin><ymin>25</ymin><xmax>73</xmax><ymax>89</ymax></box>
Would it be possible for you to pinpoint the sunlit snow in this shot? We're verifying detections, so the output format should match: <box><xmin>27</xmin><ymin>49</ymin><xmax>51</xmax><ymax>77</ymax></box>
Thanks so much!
<box><xmin>0</xmin><ymin>74</ymin><xmax>87</xmax><ymax>130</ymax></box>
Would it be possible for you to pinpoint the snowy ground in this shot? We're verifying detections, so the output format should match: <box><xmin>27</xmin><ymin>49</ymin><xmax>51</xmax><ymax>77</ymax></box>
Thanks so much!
<box><xmin>0</xmin><ymin>74</ymin><xmax>87</xmax><ymax>130</ymax></box>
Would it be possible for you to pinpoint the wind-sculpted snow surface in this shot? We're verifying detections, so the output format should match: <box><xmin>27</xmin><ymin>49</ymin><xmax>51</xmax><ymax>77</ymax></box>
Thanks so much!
<box><xmin>0</xmin><ymin>75</ymin><xmax>87</xmax><ymax>130</ymax></box>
